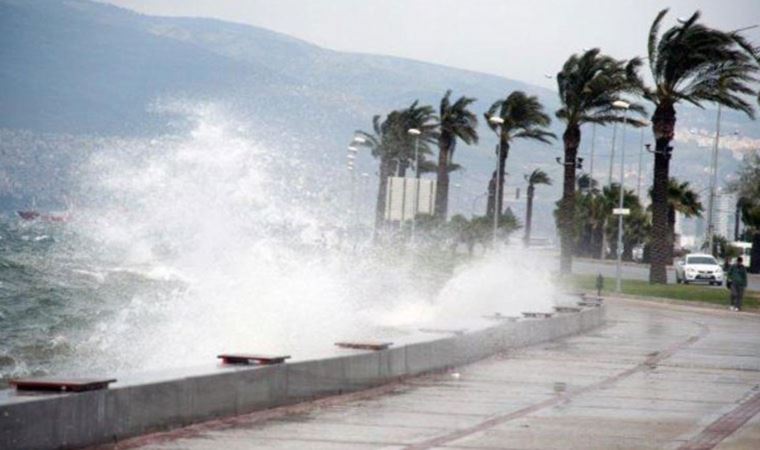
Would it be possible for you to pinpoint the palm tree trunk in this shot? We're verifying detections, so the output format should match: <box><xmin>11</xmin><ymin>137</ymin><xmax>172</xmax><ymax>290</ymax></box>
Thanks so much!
<box><xmin>374</xmin><ymin>158</ymin><xmax>392</xmax><ymax>236</ymax></box>
<box><xmin>593</xmin><ymin>223</ymin><xmax>604</xmax><ymax>258</ymax></box>
<box><xmin>668</xmin><ymin>206</ymin><xmax>676</xmax><ymax>263</ymax></box>
<box><xmin>435</xmin><ymin>133</ymin><xmax>453</xmax><ymax>219</ymax></box>
<box><xmin>398</xmin><ymin>161</ymin><xmax>408</xmax><ymax>178</ymax></box>
<box><xmin>580</xmin><ymin>224</ymin><xmax>592</xmax><ymax>256</ymax></box>
<box><xmin>496</xmin><ymin>138</ymin><xmax>510</xmax><ymax>218</ymax></box>
<box><xmin>524</xmin><ymin>184</ymin><xmax>534</xmax><ymax>245</ymax></box>
<box><xmin>560</xmin><ymin>125</ymin><xmax>581</xmax><ymax>274</ymax></box>
<box><xmin>649</xmin><ymin>104</ymin><xmax>675</xmax><ymax>284</ymax></box>
<box><xmin>750</xmin><ymin>231</ymin><xmax>760</xmax><ymax>274</ymax></box>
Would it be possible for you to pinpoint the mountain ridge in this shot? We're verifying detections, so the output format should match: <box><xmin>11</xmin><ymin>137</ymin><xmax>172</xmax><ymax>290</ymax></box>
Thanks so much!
<box><xmin>1</xmin><ymin>0</ymin><xmax>756</xmax><ymax>238</ymax></box>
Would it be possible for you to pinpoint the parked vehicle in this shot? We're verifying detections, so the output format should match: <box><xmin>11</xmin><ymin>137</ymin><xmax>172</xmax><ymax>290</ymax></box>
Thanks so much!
<box><xmin>675</xmin><ymin>254</ymin><xmax>724</xmax><ymax>286</ymax></box>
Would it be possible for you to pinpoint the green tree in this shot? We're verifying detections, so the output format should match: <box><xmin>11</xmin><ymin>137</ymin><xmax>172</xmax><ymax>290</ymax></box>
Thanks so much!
<box><xmin>555</xmin><ymin>49</ymin><xmax>645</xmax><ymax>273</ymax></box>
<box><xmin>601</xmin><ymin>184</ymin><xmax>644</xmax><ymax>259</ymax></box>
<box><xmin>665</xmin><ymin>178</ymin><xmax>703</xmax><ymax>260</ymax></box>
<box><xmin>357</xmin><ymin>102</ymin><xmax>437</xmax><ymax>232</ymax></box>
<box><xmin>523</xmin><ymin>168</ymin><xmax>552</xmax><ymax>246</ymax></box>
<box><xmin>484</xmin><ymin>91</ymin><xmax>554</xmax><ymax>219</ymax></box>
<box><xmin>623</xmin><ymin>209</ymin><xmax>650</xmax><ymax>261</ymax></box>
<box><xmin>435</xmin><ymin>91</ymin><xmax>478</xmax><ymax>219</ymax></box>
<box><xmin>641</xmin><ymin>9</ymin><xmax>760</xmax><ymax>283</ymax></box>
<box><xmin>573</xmin><ymin>189</ymin><xmax>608</xmax><ymax>258</ymax></box>
<box><xmin>729</xmin><ymin>153</ymin><xmax>760</xmax><ymax>273</ymax></box>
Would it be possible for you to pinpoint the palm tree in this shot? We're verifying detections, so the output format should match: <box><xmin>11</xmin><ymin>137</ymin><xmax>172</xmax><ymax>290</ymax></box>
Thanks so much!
<box><xmin>356</xmin><ymin>102</ymin><xmax>437</xmax><ymax>233</ymax></box>
<box><xmin>641</xmin><ymin>9</ymin><xmax>760</xmax><ymax>283</ymax></box>
<box><xmin>665</xmin><ymin>178</ymin><xmax>702</xmax><ymax>261</ymax></box>
<box><xmin>602</xmin><ymin>184</ymin><xmax>643</xmax><ymax>258</ymax></box>
<box><xmin>623</xmin><ymin>209</ymin><xmax>650</xmax><ymax>261</ymax></box>
<box><xmin>740</xmin><ymin>204</ymin><xmax>760</xmax><ymax>274</ymax></box>
<box><xmin>484</xmin><ymin>91</ymin><xmax>554</xmax><ymax>219</ymax></box>
<box><xmin>729</xmin><ymin>153</ymin><xmax>760</xmax><ymax>273</ymax></box>
<box><xmin>435</xmin><ymin>91</ymin><xmax>478</xmax><ymax>219</ymax></box>
<box><xmin>397</xmin><ymin>101</ymin><xmax>438</xmax><ymax>176</ymax></box>
<box><xmin>555</xmin><ymin>49</ymin><xmax>645</xmax><ymax>273</ymax></box>
<box><xmin>355</xmin><ymin>115</ymin><xmax>389</xmax><ymax>231</ymax></box>
<box><xmin>418</xmin><ymin>159</ymin><xmax>462</xmax><ymax>176</ymax></box>
<box><xmin>523</xmin><ymin>169</ymin><xmax>552</xmax><ymax>246</ymax></box>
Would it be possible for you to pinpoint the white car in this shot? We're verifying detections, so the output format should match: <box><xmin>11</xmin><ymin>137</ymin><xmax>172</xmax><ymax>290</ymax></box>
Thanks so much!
<box><xmin>675</xmin><ymin>254</ymin><xmax>724</xmax><ymax>286</ymax></box>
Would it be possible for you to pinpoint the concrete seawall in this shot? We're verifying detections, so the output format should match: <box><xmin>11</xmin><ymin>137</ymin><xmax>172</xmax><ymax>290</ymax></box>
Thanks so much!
<box><xmin>0</xmin><ymin>306</ymin><xmax>605</xmax><ymax>449</ymax></box>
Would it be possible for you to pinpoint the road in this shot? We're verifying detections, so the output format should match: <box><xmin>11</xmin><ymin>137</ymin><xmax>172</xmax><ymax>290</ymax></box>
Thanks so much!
<box><xmin>572</xmin><ymin>258</ymin><xmax>760</xmax><ymax>292</ymax></box>
<box><xmin>120</xmin><ymin>298</ymin><xmax>760</xmax><ymax>450</ymax></box>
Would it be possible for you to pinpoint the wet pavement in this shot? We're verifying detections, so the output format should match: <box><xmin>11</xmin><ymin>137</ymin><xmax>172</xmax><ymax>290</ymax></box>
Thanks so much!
<box><xmin>116</xmin><ymin>298</ymin><xmax>760</xmax><ymax>450</ymax></box>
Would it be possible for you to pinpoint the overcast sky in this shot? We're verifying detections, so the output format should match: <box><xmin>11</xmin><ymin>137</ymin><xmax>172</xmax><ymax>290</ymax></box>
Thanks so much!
<box><xmin>101</xmin><ymin>0</ymin><xmax>760</xmax><ymax>89</ymax></box>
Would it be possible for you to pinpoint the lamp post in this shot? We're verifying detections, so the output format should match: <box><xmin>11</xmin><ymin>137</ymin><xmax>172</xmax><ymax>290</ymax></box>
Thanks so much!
<box><xmin>488</xmin><ymin>116</ymin><xmax>505</xmax><ymax>238</ymax></box>
<box><xmin>612</xmin><ymin>100</ymin><xmax>630</xmax><ymax>293</ymax></box>
<box><xmin>607</xmin><ymin>119</ymin><xmax>618</xmax><ymax>186</ymax></box>
<box><xmin>706</xmin><ymin>105</ymin><xmax>723</xmax><ymax>256</ymax></box>
<box><xmin>407</xmin><ymin>128</ymin><xmax>421</xmax><ymax>243</ymax></box>
<box><xmin>637</xmin><ymin>122</ymin><xmax>649</xmax><ymax>200</ymax></box>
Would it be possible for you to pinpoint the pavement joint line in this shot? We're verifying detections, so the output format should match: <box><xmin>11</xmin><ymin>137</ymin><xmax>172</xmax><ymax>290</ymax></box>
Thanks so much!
<box><xmin>184</xmin><ymin>435</ymin><xmax>411</xmax><ymax>447</ymax></box>
<box><xmin>677</xmin><ymin>386</ymin><xmax>760</xmax><ymax>450</ymax></box>
<box><xmin>273</xmin><ymin>418</ymin><xmax>450</xmax><ymax>432</ymax></box>
<box><xmin>399</xmin><ymin>320</ymin><xmax>711</xmax><ymax>450</ymax></box>
<box><xmin>341</xmin><ymin>409</ymin><xmax>493</xmax><ymax>418</ymax></box>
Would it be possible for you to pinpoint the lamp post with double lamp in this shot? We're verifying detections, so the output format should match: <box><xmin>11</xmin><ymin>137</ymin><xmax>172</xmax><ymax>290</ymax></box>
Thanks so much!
<box><xmin>706</xmin><ymin>104</ymin><xmax>722</xmax><ymax>256</ymax></box>
<box><xmin>612</xmin><ymin>100</ymin><xmax>630</xmax><ymax>293</ymax></box>
<box><xmin>488</xmin><ymin>116</ymin><xmax>505</xmax><ymax>238</ymax></box>
<box><xmin>407</xmin><ymin>128</ymin><xmax>421</xmax><ymax>243</ymax></box>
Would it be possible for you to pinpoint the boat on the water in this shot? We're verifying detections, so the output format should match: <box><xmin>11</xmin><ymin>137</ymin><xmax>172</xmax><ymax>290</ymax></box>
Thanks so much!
<box><xmin>17</xmin><ymin>211</ymin><xmax>41</xmax><ymax>221</ymax></box>
<box><xmin>17</xmin><ymin>210</ymin><xmax>68</xmax><ymax>222</ymax></box>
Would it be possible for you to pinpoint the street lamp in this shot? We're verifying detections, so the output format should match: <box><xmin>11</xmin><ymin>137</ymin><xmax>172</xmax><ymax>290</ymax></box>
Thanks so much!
<box><xmin>407</xmin><ymin>128</ymin><xmax>422</xmax><ymax>243</ymax></box>
<box><xmin>612</xmin><ymin>100</ymin><xmax>630</xmax><ymax>293</ymax></box>
<box><xmin>488</xmin><ymin>116</ymin><xmax>505</xmax><ymax>238</ymax></box>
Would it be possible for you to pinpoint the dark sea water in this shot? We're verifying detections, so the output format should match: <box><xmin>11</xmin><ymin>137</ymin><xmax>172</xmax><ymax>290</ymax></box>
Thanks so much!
<box><xmin>0</xmin><ymin>214</ymin><xmax>182</xmax><ymax>387</ymax></box>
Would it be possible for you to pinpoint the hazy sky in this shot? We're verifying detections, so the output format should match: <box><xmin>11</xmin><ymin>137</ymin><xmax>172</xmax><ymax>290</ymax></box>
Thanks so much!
<box><xmin>101</xmin><ymin>0</ymin><xmax>760</xmax><ymax>89</ymax></box>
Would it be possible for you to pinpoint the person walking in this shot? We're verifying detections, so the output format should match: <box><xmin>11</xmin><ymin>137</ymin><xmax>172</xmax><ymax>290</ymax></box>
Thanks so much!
<box><xmin>727</xmin><ymin>256</ymin><xmax>748</xmax><ymax>311</ymax></box>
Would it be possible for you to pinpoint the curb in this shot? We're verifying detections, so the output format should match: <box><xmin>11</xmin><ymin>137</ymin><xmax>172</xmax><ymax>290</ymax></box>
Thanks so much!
<box><xmin>0</xmin><ymin>306</ymin><xmax>605</xmax><ymax>450</ymax></box>
<box><xmin>582</xmin><ymin>290</ymin><xmax>760</xmax><ymax>315</ymax></box>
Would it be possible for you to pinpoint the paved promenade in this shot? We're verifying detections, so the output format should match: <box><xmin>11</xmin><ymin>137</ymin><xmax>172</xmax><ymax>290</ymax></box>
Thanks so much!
<box><xmin>115</xmin><ymin>298</ymin><xmax>760</xmax><ymax>450</ymax></box>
